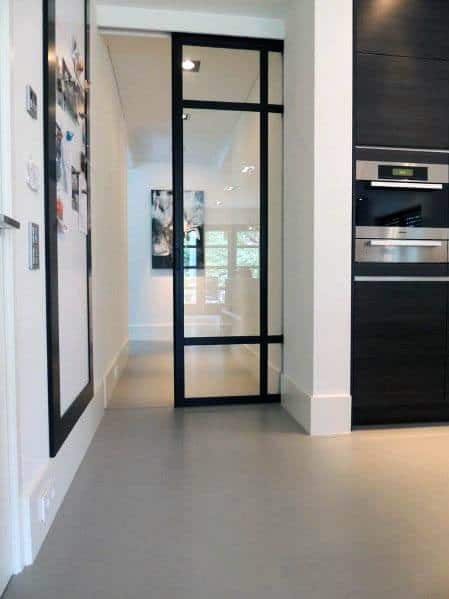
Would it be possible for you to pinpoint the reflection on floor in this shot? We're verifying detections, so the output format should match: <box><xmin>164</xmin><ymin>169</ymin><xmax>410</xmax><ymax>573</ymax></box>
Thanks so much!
<box><xmin>109</xmin><ymin>341</ymin><xmax>262</xmax><ymax>408</ymax></box>
<box><xmin>185</xmin><ymin>344</ymin><xmax>259</xmax><ymax>398</ymax></box>
<box><xmin>6</xmin><ymin>406</ymin><xmax>449</xmax><ymax>598</ymax></box>
<box><xmin>108</xmin><ymin>341</ymin><xmax>174</xmax><ymax>408</ymax></box>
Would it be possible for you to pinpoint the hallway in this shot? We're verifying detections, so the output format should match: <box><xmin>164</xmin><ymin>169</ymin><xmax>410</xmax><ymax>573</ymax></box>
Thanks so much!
<box><xmin>5</xmin><ymin>405</ymin><xmax>449</xmax><ymax>598</ymax></box>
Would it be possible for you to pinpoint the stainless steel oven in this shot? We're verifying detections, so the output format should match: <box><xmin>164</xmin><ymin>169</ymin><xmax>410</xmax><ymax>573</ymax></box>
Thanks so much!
<box><xmin>355</xmin><ymin>159</ymin><xmax>449</xmax><ymax>264</ymax></box>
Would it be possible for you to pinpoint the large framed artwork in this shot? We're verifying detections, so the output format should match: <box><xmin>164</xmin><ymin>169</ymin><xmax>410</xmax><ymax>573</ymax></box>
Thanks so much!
<box><xmin>151</xmin><ymin>190</ymin><xmax>205</xmax><ymax>269</ymax></box>
<box><xmin>44</xmin><ymin>0</ymin><xmax>93</xmax><ymax>456</ymax></box>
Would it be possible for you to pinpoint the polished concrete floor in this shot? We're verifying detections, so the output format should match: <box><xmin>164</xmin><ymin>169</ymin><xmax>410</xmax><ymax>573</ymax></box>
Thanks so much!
<box><xmin>108</xmin><ymin>341</ymin><xmax>262</xmax><ymax>408</ymax></box>
<box><xmin>5</xmin><ymin>406</ymin><xmax>449</xmax><ymax>598</ymax></box>
<box><xmin>108</xmin><ymin>341</ymin><xmax>174</xmax><ymax>408</ymax></box>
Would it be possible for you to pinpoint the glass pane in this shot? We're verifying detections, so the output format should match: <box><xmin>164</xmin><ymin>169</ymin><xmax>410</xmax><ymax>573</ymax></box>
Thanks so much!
<box><xmin>269</xmin><ymin>52</ymin><xmax>283</xmax><ymax>105</ymax></box>
<box><xmin>183</xmin><ymin>110</ymin><xmax>260</xmax><ymax>337</ymax></box>
<box><xmin>268</xmin><ymin>344</ymin><xmax>283</xmax><ymax>395</ymax></box>
<box><xmin>185</xmin><ymin>345</ymin><xmax>260</xmax><ymax>398</ymax></box>
<box><xmin>268</xmin><ymin>114</ymin><xmax>283</xmax><ymax>335</ymax></box>
<box><xmin>183</xmin><ymin>46</ymin><xmax>260</xmax><ymax>103</ymax></box>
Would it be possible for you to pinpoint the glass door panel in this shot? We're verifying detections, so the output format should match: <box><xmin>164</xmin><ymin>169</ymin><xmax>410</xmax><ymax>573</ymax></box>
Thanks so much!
<box><xmin>185</xmin><ymin>345</ymin><xmax>260</xmax><ymax>398</ymax></box>
<box><xmin>183</xmin><ymin>46</ymin><xmax>260</xmax><ymax>103</ymax></box>
<box><xmin>183</xmin><ymin>109</ymin><xmax>260</xmax><ymax>338</ymax></box>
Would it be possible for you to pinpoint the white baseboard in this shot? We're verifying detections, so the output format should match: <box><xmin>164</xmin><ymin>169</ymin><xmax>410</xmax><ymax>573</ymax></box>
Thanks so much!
<box><xmin>104</xmin><ymin>340</ymin><xmax>129</xmax><ymax>406</ymax></box>
<box><xmin>281</xmin><ymin>374</ymin><xmax>351</xmax><ymax>435</ymax></box>
<box><xmin>23</xmin><ymin>383</ymin><xmax>105</xmax><ymax>564</ymax></box>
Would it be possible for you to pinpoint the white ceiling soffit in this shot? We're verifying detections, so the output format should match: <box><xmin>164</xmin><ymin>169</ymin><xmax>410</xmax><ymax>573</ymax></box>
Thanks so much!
<box><xmin>97</xmin><ymin>3</ymin><xmax>285</xmax><ymax>39</ymax></box>
<box><xmin>97</xmin><ymin>0</ymin><xmax>287</xmax><ymax>18</ymax></box>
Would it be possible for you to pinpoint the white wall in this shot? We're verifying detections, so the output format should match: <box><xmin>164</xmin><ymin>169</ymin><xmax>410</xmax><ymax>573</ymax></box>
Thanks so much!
<box><xmin>282</xmin><ymin>0</ymin><xmax>352</xmax><ymax>435</ymax></box>
<box><xmin>9</xmin><ymin>0</ymin><xmax>128</xmax><ymax>566</ymax></box>
<box><xmin>91</xmin><ymin>29</ymin><xmax>129</xmax><ymax>385</ymax></box>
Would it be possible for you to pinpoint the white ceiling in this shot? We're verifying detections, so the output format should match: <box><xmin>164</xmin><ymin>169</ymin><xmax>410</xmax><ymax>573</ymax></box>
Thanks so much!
<box><xmin>98</xmin><ymin>0</ymin><xmax>287</xmax><ymax>19</ymax></box>
<box><xmin>105</xmin><ymin>34</ymin><xmax>259</xmax><ymax>166</ymax></box>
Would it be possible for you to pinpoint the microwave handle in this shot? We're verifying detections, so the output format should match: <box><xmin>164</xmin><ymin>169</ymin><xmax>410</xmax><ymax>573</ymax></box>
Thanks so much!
<box><xmin>367</xmin><ymin>239</ymin><xmax>443</xmax><ymax>248</ymax></box>
<box><xmin>370</xmin><ymin>181</ymin><xmax>443</xmax><ymax>190</ymax></box>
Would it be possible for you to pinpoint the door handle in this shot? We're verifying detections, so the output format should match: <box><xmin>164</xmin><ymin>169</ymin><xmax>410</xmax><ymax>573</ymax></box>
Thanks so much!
<box><xmin>367</xmin><ymin>239</ymin><xmax>443</xmax><ymax>248</ymax></box>
<box><xmin>0</xmin><ymin>214</ymin><xmax>20</xmax><ymax>230</ymax></box>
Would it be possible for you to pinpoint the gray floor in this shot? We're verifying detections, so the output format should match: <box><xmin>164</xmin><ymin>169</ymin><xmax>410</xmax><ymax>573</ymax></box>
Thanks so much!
<box><xmin>5</xmin><ymin>406</ymin><xmax>449</xmax><ymax>598</ymax></box>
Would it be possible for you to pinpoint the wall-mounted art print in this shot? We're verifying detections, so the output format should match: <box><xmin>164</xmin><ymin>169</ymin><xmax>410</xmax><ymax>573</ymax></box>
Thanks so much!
<box><xmin>58</xmin><ymin>58</ymin><xmax>84</xmax><ymax>123</ymax></box>
<box><xmin>151</xmin><ymin>190</ymin><xmax>173</xmax><ymax>269</ymax></box>
<box><xmin>71</xmin><ymin>167</ymin><xmax>80</xmax><ymax>211</ymax></box>
<box><xmin>183</xmin><ymin>190</ymin><xmax>205</xmax><ymax>270</ymax></box>
<box><xmin>151</xmin><ymin>190</ymin><xmax>205</xmax><ymax>270</ymax></box>
<box><xmin>56</xmin><ymin>124</ymin><xmax>63</xmax><ymax>182</ymax></box>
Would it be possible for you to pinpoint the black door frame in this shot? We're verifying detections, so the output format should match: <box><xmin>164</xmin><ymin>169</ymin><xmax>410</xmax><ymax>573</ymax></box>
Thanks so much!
<box><xmin>172</xmin><ymin>33</ymin><xmax>284</xmax><ymax>407</ymax></box>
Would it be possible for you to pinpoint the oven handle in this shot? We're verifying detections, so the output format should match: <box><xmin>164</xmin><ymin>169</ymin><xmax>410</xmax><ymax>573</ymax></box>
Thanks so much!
<box><xmin>367</xmin><ymin>239</ymin><xmax>443</xmax><ymax>248</ymax></box>
<box><xmin>370</xmin><ymin>181</ymin><xmax>443</xmax><ymax>190</ymax></box>
<box><xmin>355</xmin><ymin>276</ymin><xmax>449</xmax><ymax>282</ymax></box>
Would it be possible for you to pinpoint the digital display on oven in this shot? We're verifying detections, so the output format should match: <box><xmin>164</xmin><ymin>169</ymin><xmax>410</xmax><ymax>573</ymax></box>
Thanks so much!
<box><xmin>378</xmin><ymin>165</ymin><xmax>428</xmax><ymax>181</ymax></box>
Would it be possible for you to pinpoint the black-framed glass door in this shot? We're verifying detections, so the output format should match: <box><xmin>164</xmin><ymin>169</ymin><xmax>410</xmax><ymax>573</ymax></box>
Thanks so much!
<box><xmin>172</xmin><ymin>33</ymin><xmax>284</xmax><ymax>407</ymax></box>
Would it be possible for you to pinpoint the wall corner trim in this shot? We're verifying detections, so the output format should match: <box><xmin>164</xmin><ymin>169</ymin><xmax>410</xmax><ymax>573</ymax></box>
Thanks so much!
<box><xmin>281</xmin><ymin>374</ymin><xmax>352</xmax><ymax>436</ymax></box>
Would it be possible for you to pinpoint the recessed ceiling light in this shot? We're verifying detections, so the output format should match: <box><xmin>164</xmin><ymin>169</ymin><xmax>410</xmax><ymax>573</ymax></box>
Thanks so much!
<box><xmin>224</xmin><ymin>185</ymin><xmax>237</xmax><ymax>192</ymax></box>
<box><xmin>241</xmin><ymin>165</ymin><xmax>256</xmax><ymax>174</ymax></box>
<box><xmin>216</xmin><ymin>200</ymin><xmax>223</xmax><ymax>206</ymax></box>
<box><xmin>182</xmin><ymin>113</ymin><xmax>191</xmax><ymax>121</ymax></box>
<box><xmin>182</xmin><ymin>59</ymin><xmax>201</xmax><ymax>72</ymax></box>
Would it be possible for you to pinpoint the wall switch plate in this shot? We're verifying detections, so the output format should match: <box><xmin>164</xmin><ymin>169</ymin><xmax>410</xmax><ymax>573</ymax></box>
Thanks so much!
<box><xmin>26</xmin><ymin>158</ymin><xmax>40</xmax><ymax>192</ymax></box>
<box><xmin>28</xmin><ymin>223</ymin><xmax>40</xmax><ymax>270</ymax></box>
<box><xmin>26</xmin><ymin>85</ymin><xmax>38</xmax><ymax>119</ymax></box>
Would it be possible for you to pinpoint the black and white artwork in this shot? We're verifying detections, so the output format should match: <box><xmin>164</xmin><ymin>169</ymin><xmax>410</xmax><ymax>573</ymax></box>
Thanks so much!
<box><xmin>151</xmin><ymin>190</ymin><xmax>205</xmax><ymax>270</ymax></box>
<box><xmin>58</xmin><ymin>58</ymin><xmax>84</xmax><ymax>123</ymax></box>
<box><xmin>71</xmin><ymin>167</ymin><xmax>80</xmax><ymax>212</ymax></box>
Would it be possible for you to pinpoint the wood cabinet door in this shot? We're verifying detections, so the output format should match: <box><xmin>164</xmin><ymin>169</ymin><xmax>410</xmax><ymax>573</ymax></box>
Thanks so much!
<box><xmin>356</xmin><ymin>0</ymin><xmax>449</xmax><ymax>60</ymax></box>
<box><xmin>356</xmin><ymin>53</ymin><xmax>449</xmax><ymax>149</ymax></box>
<box><xmin>352</xmin><ymin>281</ymin><xmax>448</xmax><ymax>425</ymax></box>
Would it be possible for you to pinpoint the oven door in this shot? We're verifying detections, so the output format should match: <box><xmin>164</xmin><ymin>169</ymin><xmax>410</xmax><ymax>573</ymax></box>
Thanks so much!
<box><xmin>355</xmin><ymin>180</ymin><xmax>449</xmax><ymax>238</ymax></box>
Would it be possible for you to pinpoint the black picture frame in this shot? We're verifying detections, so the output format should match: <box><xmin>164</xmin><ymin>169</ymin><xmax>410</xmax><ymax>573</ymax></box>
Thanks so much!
<box><xmin>43</xmin><ymin>0</ymin><xmax>93</xmax><ymax>457</ymax></box>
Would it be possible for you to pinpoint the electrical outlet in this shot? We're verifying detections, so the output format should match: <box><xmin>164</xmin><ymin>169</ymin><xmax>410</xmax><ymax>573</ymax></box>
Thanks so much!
<box><xmin>40</xmin><ymin>490</ymin><xmax>50</xmax><ymax>524</ymax></box>
<box><xmin>39</xmin><ymin>480</ymin><xmax>56</xmax><ymax>524</ymax></box>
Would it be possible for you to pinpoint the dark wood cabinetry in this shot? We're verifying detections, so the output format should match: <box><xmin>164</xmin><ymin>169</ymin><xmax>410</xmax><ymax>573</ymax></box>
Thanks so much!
<box><xmin>356</xmin><ymin>53</ymin><xmax>449</xmax><ymax>149</ymax></box>
<box><xmin>352</xmin><ymin>281</ymin><xmax>449</xmax><ymax>425</ymax></box>
<box><xmin>355</xmin><ymin>0</ymin><xmax>449</xmax><ymax>150</ymax></box>
<box><xmin>357</xmin><ymin>0</ymin><xmax>449</xmax><ymax>60</ymax></box>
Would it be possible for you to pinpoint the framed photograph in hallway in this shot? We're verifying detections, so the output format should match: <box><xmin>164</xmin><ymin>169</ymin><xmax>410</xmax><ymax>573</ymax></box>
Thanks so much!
<box><xmin>44</xmin><ymin>0</ymin><xmax>93</xmax><ymax>457</ymax></box>
<box><xmin>151</xmin><ymin>189</ymin><xmax>205</xmax><ymax>270</ymax></box>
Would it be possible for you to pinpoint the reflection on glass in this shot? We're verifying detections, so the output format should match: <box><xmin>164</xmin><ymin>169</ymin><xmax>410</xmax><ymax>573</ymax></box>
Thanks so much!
<box><xmin>183</xmin><ymin>110</ymin><xmax>260</xmax><ymax>337</ymax></box>
<box><xmin>268</xmin><ymin>345</ymin><xmax>283</xmax><ymax>394</ymax></box>
<box><xmin>183</xmin><ymin>46</ymin><xmax>260</xmax><ymax>103</ymax></box>
<box><xmin>268</xmin><ymin>114</ymin><xmax>283</xmax><ymax>335</ymax></box>
<box><xmin>269</xmin><ymin>52</ymin><xmax>283</xmax><ymax>105</ymax></box>
<box><xmin>185</xmin><ymin>345</ymin><xmax>260</xmax><ymax>397</ymax></box>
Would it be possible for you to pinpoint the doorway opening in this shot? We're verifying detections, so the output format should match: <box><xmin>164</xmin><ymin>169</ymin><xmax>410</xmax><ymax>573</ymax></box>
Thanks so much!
<box><xmin>104</xmin><ymin>32</ymin><xmax>283</xmax><ymax>409</ymax></box>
